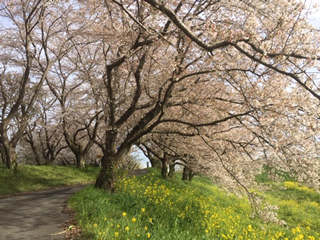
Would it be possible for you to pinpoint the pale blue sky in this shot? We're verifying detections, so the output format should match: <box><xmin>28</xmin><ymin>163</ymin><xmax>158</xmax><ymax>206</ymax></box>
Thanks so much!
<box><xmin>308</xmin><ymin>0</ymin><xmax>320</xmax><ymax>27</ymax></box>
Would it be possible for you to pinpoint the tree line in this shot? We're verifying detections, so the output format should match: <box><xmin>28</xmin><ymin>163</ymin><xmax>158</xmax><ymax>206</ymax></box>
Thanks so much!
<box><xmin>1</xmin><ymin>0</ymin><xmax>320</xmax><ymax>191</ymax></box>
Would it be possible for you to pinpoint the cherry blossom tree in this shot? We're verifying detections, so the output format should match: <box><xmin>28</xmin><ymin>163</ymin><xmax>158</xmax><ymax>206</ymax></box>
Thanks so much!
<box><xmin>0</xmin><ymin>0</ymin><xmax>75</xmax><ymax>170</ymax></box>
<box><xmin>45</xmin><ymin>50</ymin><xmax>102</xmax><ymax>168</ymax></box>
<box><xmin>1</xmin><ymin>0</ymin><xmax>320</xmax><ymax>193</ymax></box>
<box><xmin>78</xmin><ymin>0</ymin><xmax>256</xmax><ymax>190</ymax></box>
<box><xmin>113</xmin><ymin>0</ymin><xmax>320</xmax><ymax>188</ymax></box>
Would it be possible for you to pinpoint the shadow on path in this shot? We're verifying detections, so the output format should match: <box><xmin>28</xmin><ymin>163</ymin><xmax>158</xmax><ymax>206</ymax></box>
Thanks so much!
<box><xmin>0</xmin><ymin>185</ymin><xmax>87</xmax><ymax>240</ymax></box>
<box><xmin>0</xmin><ymin>169</ymin><xmax>150</xmax><ymax>240</ymax></box>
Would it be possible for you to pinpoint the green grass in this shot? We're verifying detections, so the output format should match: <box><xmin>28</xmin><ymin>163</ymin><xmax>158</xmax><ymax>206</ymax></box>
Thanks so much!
<box><xmin>260</xmin><ymin>181</ymin><xmax>320</xmax><ymax>232</ymax></box>
<box><xmin>68</xmin><ymin>168</ymin><xmax>320</xmax><ymax>240</ymax></box>
<box><xmin>255</xmin><ymin>165</ymin><xmax>297</xmax><ymax>184</ymax></box>
<box><xmin>0</xmin><ymin>163</ymin><xmax>100</xmax><ymax>196</ymax></box>
<box><xmin>254</xmin><ymin>165</ymin><xmax>320</xmax><ymax>232</ymax></box>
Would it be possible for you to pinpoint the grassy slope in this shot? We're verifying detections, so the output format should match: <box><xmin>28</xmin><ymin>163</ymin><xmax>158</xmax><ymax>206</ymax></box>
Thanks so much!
<box><xmin>68</xmin><ymin>168</ymin><xmax>320</xmax><ymax>240</ymax></box>
<box><xmin>258</xmin><ymin>181</ymin><xmax>320</xmax><ymax>233</ymax></box>
<box><xmin>0</xmin><ymin>164</ymin><xmax>100</xmax><ymax>196</ymax></box>
<box><xmin>256</xmin><ymin>167</ymin><xmax>320</xmax><ymax>232</ymax></box>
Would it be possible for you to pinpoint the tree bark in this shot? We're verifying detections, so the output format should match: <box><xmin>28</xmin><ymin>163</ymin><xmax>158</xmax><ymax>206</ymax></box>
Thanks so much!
<box><xmin>94</xmin><ymin>154</ymin><xmax>116</xmax><ymax>192</ymax></box>
<box><xmin>0</xmin><ymin>145</ymin><xmax>5</xmax><ymax>164</ymax></box>
<box><xmin>182</xmin><ymin>166</ymin><xmax>193</xmax><ymax>181</ymax></box>
<box><xmin>161</xmin><ymin>161</ymin><xmax>168</xmax><ymax>179</ymax></box>
<box><xmin>2</xmin><ymin>141</ymin><xmax>18</xmax><ymax>171</ymax></box>
<box><xmin>94</xmin><ymin>146</ymin><xmax>130</xmax><ymax>191</ymax></box>
<box><xmin>168</xmin><ymin>163</ymin><xmax>175</xmax><ymax>177</ymax></box>
<box><xmin>75</xmin><ymin>152</ymin><xmax>86</xmax><ymax>169</ymax></box>
<box><xmin>0</xmin><ymin>122</ymin><xmax>18</xmax><ymax>171</ymax></box>
<box><xmin>31</xmin><ymin>143</ymin><xmax>42</xmax><ymax>166</ymax></box>
<box><xmin>25</xmin><ymin>131</ymin><xmax>42</xmax><ymax>165</ymax></box>
<box><xmin>44</xmin><ymin>145</ymin><xmax>55</xmax><ymax>165</ymax></box>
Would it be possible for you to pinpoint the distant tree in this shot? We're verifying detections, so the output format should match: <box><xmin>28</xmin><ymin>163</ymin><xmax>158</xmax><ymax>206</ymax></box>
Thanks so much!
<box><xmin>45</xmin><ymin>53</ymin><xmax>102</xmax><ymax>168</ymax></box>
<box><xmin>138</xmin><ymin>143</ymin><xmax>162</xmax><ymax>169</ymax></box>
<box><xmin>117</xmin><ymin>148</ymin><xmax>142</xmax><ymax>171</ymax></box>
<box><xmin>0</xmin><ymin>0</ymin><xmax>74</xmax><ymax>170</ymax></box>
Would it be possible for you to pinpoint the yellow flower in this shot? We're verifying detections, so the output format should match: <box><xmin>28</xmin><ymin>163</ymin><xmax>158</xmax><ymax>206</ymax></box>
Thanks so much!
<box><xmin>115</xmin><ymin>232</ymin><xmax>119</xmax><ymax>237</ymax></box>
<box><xmin>104</xmin><ymin>217</ymin><xmax>107</xmax><ymax>221</ymax></box>
<box><xmin>117</xmin><ymin>224</ymin><xmax>120</xmax><ymax>228</ymax></box>
<box><xmin>93</xmin><ymin>223</ymin><xmax>98</xmax><ymax>228</ymax></box>
<box><xmin>141</xmin><ymin>208</ymin><xmax>146</xmax><ymax>213</ymax></box>
<box><xmin>147</xmin><ymin>232</ymin><xmax>151</xmax><ymax>238</ymax></box>
<box><xmin>296</xmin><ymin>234</ymin><xmax>304</xmax><ymax>240</ymax></box>
<box><xmin>149</xmin><ymin>217</ymin><xmax>153</xmax><ymax>223</ymax></box>
<box><xmin>122</xmin><ymin>212</ymin><xmax>127</xmax><ymax>217</ymax></box>
<box><xmin>144</xmin><ymin>226</ymin><xmax>148</xmax><ymax>231</ymax></box>
<box><xmin>247</xmin><ymin>225</ymin><xmax>252</xmax><ymax>232</ymax></box>
<box><xmin>125</xmin><ymin>226</ymin><xmax>129</xmax><ymax>231</ymax></box>
<box><xmin>132</xmin><ymin>217</ymin><xmax>137</xmax><ymax>223</ymax></box>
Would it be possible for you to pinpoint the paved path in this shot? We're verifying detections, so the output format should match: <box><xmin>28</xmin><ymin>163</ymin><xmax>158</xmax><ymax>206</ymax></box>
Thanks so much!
<box><xmin>0</xmin><ymin>169</ymin><xmax>149</xmax><ymax>240</ymax></box>
<box><xmin>0</xmin><ymin>185</ymin><xmax>85</xmax><ymax>240</ymax></box>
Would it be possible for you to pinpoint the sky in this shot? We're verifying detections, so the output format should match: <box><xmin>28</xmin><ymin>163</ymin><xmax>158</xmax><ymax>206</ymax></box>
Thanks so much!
<box><xmin>307</xmin><ymin>0</ymin><xmax>320</xmax><ymax>27</ymax></box>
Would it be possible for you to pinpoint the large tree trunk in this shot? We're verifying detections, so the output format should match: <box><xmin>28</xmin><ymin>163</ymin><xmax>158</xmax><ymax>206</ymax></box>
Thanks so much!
<box><xmin>160</xmin><ymin>154</ymin><xmax>172</xmax><ymax>179</ymax></box>
<box><xmin>182</xmin><ymin>166</ymin><xmax>188</xmax><ymax>181</ymax></box>
<box><xmin>45</xmin><ymin>147</ymin><xmax>55</xmax><ymax>165</ymax></box>
<box><xmin>25</xmin><ymin>134</ymin><xmax>42</xmax><ymax>165</ymax></box>
<box><xmin>94</xmin><ymin>154</ymin><xmax>116</xmax><ymax>192</ymax></box>
<box><xmin>63</xmin><ymin>130</ymin><xmax>94</xmax><ymax>169</ymax></box>
<box><xmin>2</xmin><ymin>140</ymin><xmax>18</xmax><ymax>171</ymax></box>
<box><xmin>161</xmin><ymin>160</ymin><xmax>168</xmax><ymax>179</ymax></box>
<box><xmin>75</xmin><ymin>152</ymin><xmax>86</xmax><ymax>169</ymax></box>
<box><xmin>168</xmin><ymin>163</ymin><xmax>175</xmax><ymax>177</ymax></box>
<box><xmin>182</xmin><ymin>166</ymin><xmax>194</xmax><ymax>181</ymax></box>
<box><xmin>94</xmin><ymin>146</ymin><xmax>130</xmax><ymax>191</ymax></box>
<box><xmin>1</xmin><ymin>120</ymin><xmax>23</xmax><ymax>171</ymax></box>
<box><xmin>31</xmin><ymin>144</ymin><xmax>42</xmax><ymax>166</ymax></box>
<box><xmin>0</xmin><ymin>146</ymin><xmax>5</xmax><ymax>164</ymax></box>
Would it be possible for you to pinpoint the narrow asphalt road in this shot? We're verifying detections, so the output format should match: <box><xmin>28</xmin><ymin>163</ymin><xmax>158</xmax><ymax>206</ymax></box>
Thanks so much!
<box><xmin>0</xmin><ymin>185</ymin><xmax>86</xmax><ymax>240</ymax></box>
